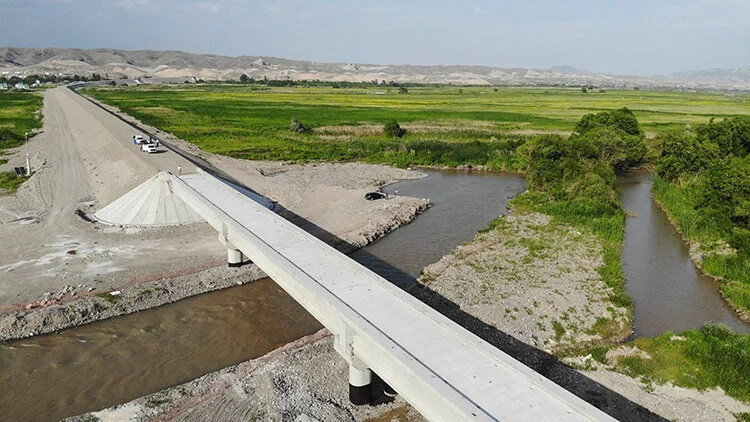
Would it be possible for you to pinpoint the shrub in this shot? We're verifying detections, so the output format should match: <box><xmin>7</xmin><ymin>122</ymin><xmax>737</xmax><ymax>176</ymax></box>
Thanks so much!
<box><xmin>570</xmin><ymin>126</ymin><xmax>646</xmax><ymax>170</ymax></box>
<box><xmin>384</xmin><ymin>119</ymin><xmax>406</xmax><ymax>138</ymax></box>
<box><xmin>656</xmin><ymin>129</ymin><xmax>716</xmax><ymax>181</ymax></box>
<box><xmin>576</xmin><ymin>107</ymin><xmax>643</xmax><ymax>137</ymax></box>
<box><xmin>289</xmin><ymin>117</ymin><xmax>309</xmax><ymax>133</ymax></box>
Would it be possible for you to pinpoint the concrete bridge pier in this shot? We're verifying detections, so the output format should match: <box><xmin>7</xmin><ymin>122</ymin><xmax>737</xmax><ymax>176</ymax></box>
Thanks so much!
<box><xmin>335</xmin><ymin>324</ymin><xmax>373</xmax><ymax>405</ymax></box>
<box><xmin>218</xmin><ymin>227</ymin><xmax>247</xmax><ymax>267</ymax></box>
<box><xmin>227</xmin><ymin>247</ymin><xmax>244</xmax><ymax>267</ymax></box>
<box><xmin>348</xmin><ymin>358</ymin><xmax>372</xmax><ymax>405</ymax></box>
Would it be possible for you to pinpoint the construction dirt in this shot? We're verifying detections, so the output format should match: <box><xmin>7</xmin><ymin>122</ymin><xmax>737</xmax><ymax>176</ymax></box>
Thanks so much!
<box><xmin>0</xmin><ymin>87</ymin><xmax>428</xmax><ymax>340</ymax></box>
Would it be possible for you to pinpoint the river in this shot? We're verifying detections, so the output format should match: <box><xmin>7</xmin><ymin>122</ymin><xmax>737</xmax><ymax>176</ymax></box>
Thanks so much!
<box><xmin>2</xmin><ymin>170</ymin><xmax>747</xmax><ymax>421</ymax></box>
<box><xmin>0</xmin><ymin>170</ymin><xmax>525</xmax><ymax>421</ymax></box>
<box><xmin>618</xmin><ymin>172</ymin><xmax>749</xmax><ymax>337</ymax></box>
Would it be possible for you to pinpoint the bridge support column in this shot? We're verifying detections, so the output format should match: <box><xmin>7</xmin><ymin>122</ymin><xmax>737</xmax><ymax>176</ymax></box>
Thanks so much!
<box><xmin>227</xmin><ymin>248</ymin><xmax>244</xmax><ymax>267</ymax></box>
<box><xmin>348</xmin><ymin>360</ymin><xmax>372</xmax><ymax>405</ymax></box>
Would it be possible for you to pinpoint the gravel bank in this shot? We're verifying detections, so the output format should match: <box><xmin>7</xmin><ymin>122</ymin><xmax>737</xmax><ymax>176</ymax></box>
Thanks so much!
<box><xmin>67</xmin><ymin>330</ymin><xmax>426</xmax><ymax>422</ymax></box>
<box><xmin>418</xmin><ymin>211</ymin><xmax>631</xmax><ymax>353</ymax></box>
<box><xmin>564</xmin><ymin>355</ymin><xmax>750</xmax><ymax>421</ymax></box>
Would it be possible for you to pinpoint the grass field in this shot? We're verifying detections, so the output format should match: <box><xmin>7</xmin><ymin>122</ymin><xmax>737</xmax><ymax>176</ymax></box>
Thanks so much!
<box><xmin>591</xmin><ymin>324</ymin><xmax>750</xmax><ymax>403</ymax></box>
<box><xmin>0</xmin><ymin>91</ymin><xmax>42</xmax><ymax>194</ymax></box>
<box><xmin>85</xmin><ymin>85</ymin><xmax>750</xmax><ymax>166</ymax></box>
<box><xmin>0</xmin><ymin>91</ymin><xmax>43</xmax><ymax>150</ymax></box>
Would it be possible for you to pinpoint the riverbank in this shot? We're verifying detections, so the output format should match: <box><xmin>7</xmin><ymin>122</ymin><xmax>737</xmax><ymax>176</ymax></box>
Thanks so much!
<box><xmin>73</xmin><ymin>326</ymin><xmax>748</xmax><ymax>422</ymax></box>
<box><xmin>418</xmin><ymin>209</ymin><xmax>631</xmax><ymax>354</ymax></box>
<box><xmin>409</xmin><ymin>190</ymin><xmax>749</xmax><ymax>420</ymax></box>
<box><xmin>411</xmin><ymin>207</ymin><xmax>748</xmax><ymax>420</ymax></box>
<box><xmin>66</xmin><ymin>330</ymin><xmax>426</xmax><ymax>422</ymax></box>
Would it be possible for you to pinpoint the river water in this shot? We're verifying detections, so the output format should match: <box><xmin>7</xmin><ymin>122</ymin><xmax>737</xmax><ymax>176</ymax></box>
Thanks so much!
<box><xmin>2</xmin><ymin>170</ymin><xmax>747</xmax><ymax>421</ymax></box>
<box><xmin>618</xmin><ymin>172</ymin><xmax>749</xmax><ymax>337</ymax></box>
<box><xmin>0</xmin><ymin>170</ymin><xmax>526</xmax><ymax>421</ymax></box>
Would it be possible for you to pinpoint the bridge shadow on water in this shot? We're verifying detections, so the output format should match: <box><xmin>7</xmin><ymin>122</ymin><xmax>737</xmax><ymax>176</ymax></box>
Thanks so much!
<box><xmin>275</xmin><ymin>204</ymin><xmax>665</xmax><ymax>422</ymax></box>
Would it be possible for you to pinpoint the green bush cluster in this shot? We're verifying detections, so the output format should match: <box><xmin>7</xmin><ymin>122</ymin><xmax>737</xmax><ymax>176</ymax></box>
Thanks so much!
<box><xmin>383</xmin><ymin>119</ymin><xmax>406</xmax><ymax>138</ymax></box>
<box><xmin>525</xmin><ymin>109</ymin><xmax>646</xmax><ymax>214</ymax></box>
<box><xmin>0</xmin><ymin>129</ymin><xmax>25</xmax><ymax>150</ymax></box>
<box><xmin>657</xmin><ymin>117</ymin><xmax>750</xmax><ymax>251</ymax></box>
<box><xmin>289</xmin><ymin>116</ymin><xmax>309</xmax><ymax>133</ymax></box>
<box><xmin>512</xmin><ymin>109</ymin><xmax>648</xmax><ymax>312</ymax></box>
<box><xmin>575</xmin><ymin>107</ymin><xmax>643</xmax><ymax>137</ymax></box>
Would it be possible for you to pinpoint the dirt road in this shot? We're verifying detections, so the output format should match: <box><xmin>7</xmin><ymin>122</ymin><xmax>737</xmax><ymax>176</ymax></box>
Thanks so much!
<box><xmin>0</xmin><ymin>87</ymin><xmax>222</xmax><ymax>308</ymax></box>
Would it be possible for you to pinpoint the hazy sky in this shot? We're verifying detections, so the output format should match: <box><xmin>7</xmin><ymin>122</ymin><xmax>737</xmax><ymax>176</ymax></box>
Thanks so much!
<box><xmin>0</xmin><ymin>0</ymin><xmax>748</xmax><ymax>75</ymax></box>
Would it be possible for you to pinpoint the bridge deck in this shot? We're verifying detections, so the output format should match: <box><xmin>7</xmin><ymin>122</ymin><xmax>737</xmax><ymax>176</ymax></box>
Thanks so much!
<box><xmin>173</xmin><ymin>171</ymin><xmax>612</xmax><ymax>422</ymax></box>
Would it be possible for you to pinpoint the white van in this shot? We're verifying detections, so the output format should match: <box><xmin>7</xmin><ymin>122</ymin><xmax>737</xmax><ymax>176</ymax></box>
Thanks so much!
<box><xmin>141</xmin><ymin>143</ymin><xmax>158</xmax><ymax>153</ymax></box>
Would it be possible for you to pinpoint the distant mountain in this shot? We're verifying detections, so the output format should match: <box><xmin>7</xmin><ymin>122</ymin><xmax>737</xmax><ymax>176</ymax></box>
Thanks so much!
<box><xmin>1</xmin><ymin>47</ymin><xmax>748</xmax><ymax>91</ymax></box>
<box><xmin>670</xmin><ymin>67</ymin><xmax>750</xmax><ymax>87</ymax></box>
<box><xmin>548</xmin><ymin>65</ymin><xmax>592</xmax><ymax>75</ymax></box>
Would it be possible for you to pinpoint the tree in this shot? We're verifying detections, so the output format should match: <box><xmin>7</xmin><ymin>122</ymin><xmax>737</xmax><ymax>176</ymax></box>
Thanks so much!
<box><xmin>384</xmin><ymin>119</ymin><xmax>406</xmax><ymax>138</ymax></box>
<box><xmin>289</xmin><ymin>117</ymin><xmax>309</xmax><ymax>133</ymax></box>
<box><xmin>239</xmin><ymin>74</ymin><xmax>249</xmax><ymax>84</ymax></box>
<box><xmin>575</xmin><ymin>107</ymin><xmax>643</xmax><ymax>136</ymax></box>
<box><xmin>398</xmin><ymin>86</ymin><xmax>408</xmax><ymax>94</ymax></box>
<box><xmin>581</xmin><ymin>86</ymin><xmax>588</xmax><ymax>93</ymax></box>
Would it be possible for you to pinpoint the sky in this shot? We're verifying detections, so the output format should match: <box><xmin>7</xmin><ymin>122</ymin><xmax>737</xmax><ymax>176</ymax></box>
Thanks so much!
<box><xmin>0</xmin><ymin>0</ymin><xmax>748</xmax><ymax>76</ymax></box>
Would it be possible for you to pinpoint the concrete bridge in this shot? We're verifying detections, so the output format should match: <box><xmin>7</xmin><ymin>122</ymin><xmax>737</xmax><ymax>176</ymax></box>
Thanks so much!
<box><xmin>97</xmin><ymin>170</ymin><xmax>614</xmax><ymax>421</ymax></box>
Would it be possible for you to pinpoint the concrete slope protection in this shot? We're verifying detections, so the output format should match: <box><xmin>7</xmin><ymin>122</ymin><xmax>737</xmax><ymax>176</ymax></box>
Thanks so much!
<box><xmin>94</xmin><ymin>172</ymin><xmax>202</xmax><ymax>226</ymax></box>
<box><xmin>93</xmin><ymin>172</ymin><xmax>273</xmax><ymax>226</ymax></box>
<box><xmin>141</xmin><ymin>169</ymin><xmax>614</xmax><ymax>421</ymax></box>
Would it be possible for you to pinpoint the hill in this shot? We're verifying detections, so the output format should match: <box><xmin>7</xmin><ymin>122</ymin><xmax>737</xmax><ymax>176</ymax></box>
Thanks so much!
<box><xmin>1</xmin><ymin>47</ymin><xmax>748</xmax><ymax>91</ymax></box>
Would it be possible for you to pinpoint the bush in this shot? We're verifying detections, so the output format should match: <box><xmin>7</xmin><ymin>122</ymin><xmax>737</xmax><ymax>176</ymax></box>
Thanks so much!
<box><xmin>398</xmin><ymin>86</ymin><xmax>408</xmax><ymax>94</ymax></box>
<box><xmin>696</xmin><ymin>117</ymin><xmax>750</xmax><ymax>157</ymax></box>
<box><xmin>575</xmin><ymin>107</ymin><xmax>643</xmax><ymax>137</ymax></box>
<box><xmin>570</xmin><ymin>126</ymin><xmax>646</xmax><ymax>170</ymax></box>
<box><xmin>289</xmin><ymin>117</ymin><xmax>309</xmax><ymax>133</ymax></box>
<box><xmin>384</xmin><ymin>119</ymin><xmax>406</xmax><ymax>138</ymax></box>
<box><xmin>699</xmin><ymin>156</ymin><xmax>750</xmax><ymax>249</ymax></box>
<box><xmin>656</xmin><ymin>129</ymin><xmax>717</xmax><ymax>181</ymax></box>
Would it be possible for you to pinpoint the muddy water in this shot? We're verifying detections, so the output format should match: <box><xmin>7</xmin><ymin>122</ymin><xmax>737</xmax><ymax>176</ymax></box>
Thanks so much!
<box><xmin>7</xmin><ymin>170</ymin><xmax>746</xmax><ymax>421</ymax></box>
<box><xmin>0</xmin><ymin>279</ymin><xmax>322</xmax><ymax>421</ymax></box>
<box><xmin>1</xmin><ymin>170</ymin><xmax>526</xmax><ymax>421</ymax></box>
<box><xmin>618</xmin><ymin>172</ymin><xmax>749</xmax><ymax>337</ymax></box>
<box><xmin>350</xmin><ymin>171</ymin><xmax>527</xmax><ymax>287</ymax></box>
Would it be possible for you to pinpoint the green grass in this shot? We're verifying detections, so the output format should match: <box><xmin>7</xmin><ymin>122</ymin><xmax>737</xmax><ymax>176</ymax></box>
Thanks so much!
<box><xmin>510</xmin><ymin>192</ymin><xmax>631</xmax><ymax>310</ymax></box>
<box><xmin>83</xmin><ymin>85</ymin><xmax>750</xmax><ymax>165</ymax></box>
<box><xmin>652</xmin><ymin>177</ymin><xmax>750</xmax><ymax>313</ymax></box>
<box><xmin>0</xmin><ymin>91</ymin><xmax>43</xmax><ymax>152</ymax></box>
<box><xmin>0</xmin><ymin>91</ymin><xmax>43</xmax><ymax>195</ymax></box>
<box><xmin>0</xmin><ymin>172</ymin><xmax>28</xmax><ymax>195</ymax></box>
<box><xmin>612</xmin><ymin>324</ymin><xmax>750</xmax><ymax>403</ymax></box>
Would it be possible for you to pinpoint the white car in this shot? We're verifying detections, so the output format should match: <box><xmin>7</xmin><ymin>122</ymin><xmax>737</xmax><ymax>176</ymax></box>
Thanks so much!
<box><xmin>141</xmin><ymin>143</ymin><xmax>158</xmax><ymax>153</ymax></box>
<box><xmin>134</xmin><ymin>135</ymin><xmax>147</xmax><ymax>144</ymax></box>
